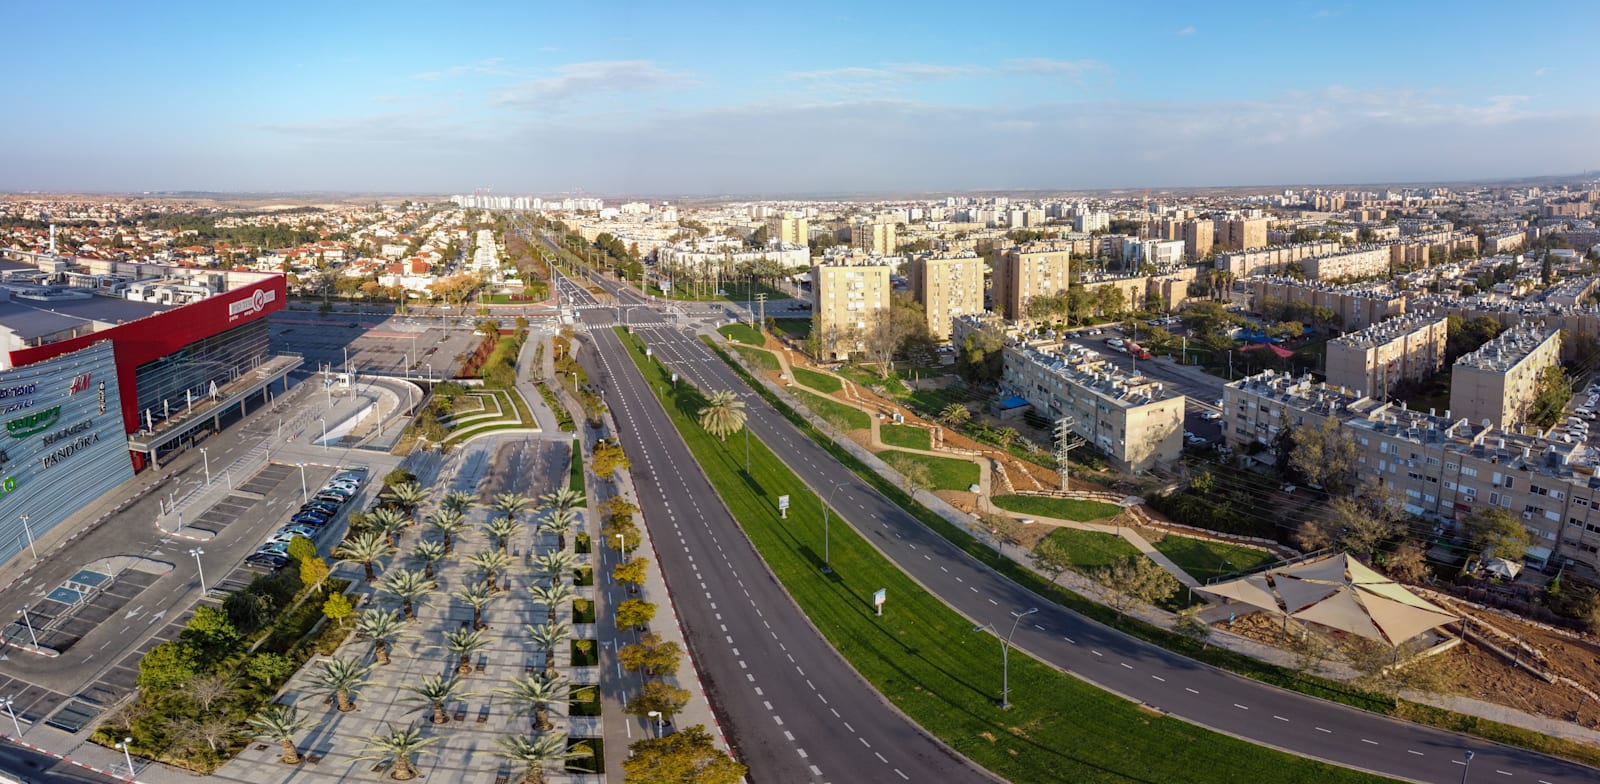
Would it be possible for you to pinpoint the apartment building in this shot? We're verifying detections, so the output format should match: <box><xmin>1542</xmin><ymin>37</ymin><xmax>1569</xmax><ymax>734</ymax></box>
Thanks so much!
<box><xmin>764</xmin><ymin>214</ymin><xmax>809</xmax><ymax>246</ymax></box>
<box><xmin>1215</xmin><ymin>217</ymin><xmax>1269</xmax><ymax>250</ymax></box>
<box><xmin>1183</xmin><ymin>219</ymin><xmax>1215</xmax><ymax>262</ymax></box>
<box><xmin>1324</xmin><ymin>314</ymin><xmax>1449</xmax><ymax>398</ymax></box>
<box><xmin>1301</xmin><ymin>245</ymin><xmax>1392</xmax><ymax>280</ymax></box>
<box><xmin>908</xmin><ymin>252</ymin><xmax>986</xmax><ymax>341</ymax></box>
<box><xmin>1221</xmin><ymin>370</ymin><xmax>1600</xmax><ymax>573</ymax></box>
<box><xmin>1449</xmin><ymin>322</ymin><xmax>1562</xmax><ymax>431</ymax></box>
<box><xmin>1248</xmin><ymin>277</ymin><xmax>1406</xmax><ymax>331</ymax></box>
<box><xmin>1485</xmin><ymin>231</ymin><xmax>1528</xmax><ymax>255</ymax></box>
<box><xmin>1001</xmin><ymin>340</ymin><xmax>1185</xmax><ymax>473</ymax></box>
<box><xmin>1216</xmin><ymin>240</ymin><xmax>1343</xmax><ymax>277</ymax></box>
<box><xmin>810</xmin><ymin>260</ymin><xmax>892</xmax><ymax>360</ymax></box>
<box><xmin>990</xmin><ymin>241</ymin><xmax>1074</xmax><ymax>320</ymax></box>
<box><xmin>851</xmin><ymin>222</ymin><xmax>898</xmax><ymax>255</ymax></box>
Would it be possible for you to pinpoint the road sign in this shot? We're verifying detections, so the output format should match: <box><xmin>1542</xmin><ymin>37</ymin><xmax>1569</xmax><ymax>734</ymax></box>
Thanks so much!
<box><xmin>778</xmin><ymin>494</ymin><xmax>790</xmax><ymax>518</ymax></box>
<box><xmin>645</xmin><ymin>347</ymin><xmax>653</xmax><ymax>358</ymax></box>
<box><xmin>873</xmin><ymin>588</ymin><xmax>887</xmax><ymax>616</ymax></box>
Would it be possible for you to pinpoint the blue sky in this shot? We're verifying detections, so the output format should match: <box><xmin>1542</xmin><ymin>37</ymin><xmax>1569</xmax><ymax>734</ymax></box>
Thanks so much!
<box><xmin>3</xmin><ymin>0</ymin><xmax>1596</xmax><ymax>196</ymax></box>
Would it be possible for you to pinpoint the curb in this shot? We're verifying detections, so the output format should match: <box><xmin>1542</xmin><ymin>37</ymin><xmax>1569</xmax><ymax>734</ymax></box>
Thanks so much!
<box><xmin>0</xmin><ymin>472</ymin><xmax>175</xmax><ymax>595</ymax></box>
<box><xmin>1</xmin><ymin>734</ymin><xmax>143</xmax><ymax>784</ymax></box>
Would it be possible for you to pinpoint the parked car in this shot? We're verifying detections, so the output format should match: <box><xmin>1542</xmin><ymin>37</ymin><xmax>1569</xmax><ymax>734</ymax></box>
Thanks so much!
<box><xmin>255</xmin><ymin>541</ymin><xmax>290</xmax><ymax>557</ymax></box>
<box><xmin>1200</xmin><ymin>411</ymin><xmax>1223</xmax><ymax>421</ymax></box>
<box><xmin>313</xmin><ymin>492</ymin><xmax>349</xmax><ymax>505</ymax></box>
<box><xmin>301</xmin><ymin>501</ymin><xmax>340</xmax><ymax>515</ymax></box>
<box><xmin>292</xmin><ymin>511</ymin><xmax>333</xmax><ymax>527</ymax></box>
<box><xmin>277</xmin><ymin>523</ymin><xmax>320</xmax><ymax>539</ymax></box>
<box><xmin>246</xmin><ymin>552</ymin><xmax>289</xmax><ymax>569</ymax></box>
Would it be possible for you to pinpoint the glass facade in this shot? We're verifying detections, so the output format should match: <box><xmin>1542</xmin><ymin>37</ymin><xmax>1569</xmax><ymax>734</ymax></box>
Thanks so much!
<box><xmin>133</xmin><ymin>319</ymin><xmax>270</xmax><ymax>429</ymax></box>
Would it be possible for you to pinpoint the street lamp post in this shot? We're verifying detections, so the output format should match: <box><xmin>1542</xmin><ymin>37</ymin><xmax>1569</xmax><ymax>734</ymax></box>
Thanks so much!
<box><xmin>298</xmin><ymin>463</ymin><xmax>308</xmax><ymax>503</ymax></box>
<box><xmin>971</xmin><ymin>607</ymin><xmax>1039</xmax><ymax>709</ymax></box>
<box><xmin>1460</xmin><ymin>750</ymin><xmax>1474</xmax><ymax>783</ymax></box>
<box><xmin>647</xmin><ymin>709</ymin><xmax>663</xmax><ymax>738</ymax></box>
<box><xmin>319</xmin><ymin>417</ymin><xmax>328</xmax><ymax>449</ymax></box>
<box><xmin>189</xmin><ymin>547</ymin><xmax>207</xmax><ymax>594</ymax></box>
<box><xmin>116</xmin><ymin>737</ymin><xmax>135</xmax><ymax>777</ymax></box>
<box><xmin>16</xmin><ymin>609</ymin><xmax>38</xmax><ymax>649</ymax></box>
<box><xmin>200</xmin><ymin>447</ymin><xmax>211</xmax><ymax>486</ymax></box>
<box><xmin>819</xmin><ymin>480</ymin><xmax>848</xmax><ymax>574</ymax></box>
<box><xmin>17</xmin><ymin>515</ymin><xmax>36</xmax><ymax>560</ymax></box>
<box><xmin>614</xmin><ymin>533</ymin><xmax>626</xmax><ymax>561</ymax></box>
<box><xmin>1</xmin><ymin>695</ymin><xmax>20</xmax><ymax>736</ymax></box>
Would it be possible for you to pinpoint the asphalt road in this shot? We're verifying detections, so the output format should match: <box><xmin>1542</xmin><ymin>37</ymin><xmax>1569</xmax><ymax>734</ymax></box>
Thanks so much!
<box><xmin>576</xmin><ymin>313</ymin><xmax>988</xmax><ymax>784</ymax></box>
<box><xmin>623</xmin><ymin>317</ymin><xmax>1600</xmax><ymax>784</ymax></box>
<box><xmin>0</xmin><ymin>739</ymin><xmax>121</xmax><ymax>784</ymax></box>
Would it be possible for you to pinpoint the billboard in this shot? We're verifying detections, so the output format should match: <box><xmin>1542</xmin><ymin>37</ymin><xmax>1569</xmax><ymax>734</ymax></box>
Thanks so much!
<box><xmin>0</xmin><ymin>340</ymin><xmax>133</xmax><ymax>565</ymax></box>
<box><xmin>7</xmin><ymin>276</ymin><xmax>286</xmax><ymax>435</ymax></box>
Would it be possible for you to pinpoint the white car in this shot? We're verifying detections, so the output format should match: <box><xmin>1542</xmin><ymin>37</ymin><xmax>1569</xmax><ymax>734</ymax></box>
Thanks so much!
<box><xmin>1200</xmin><ymin>411</ymin><xmax>1222</xmax><ymax>421</ymax></box>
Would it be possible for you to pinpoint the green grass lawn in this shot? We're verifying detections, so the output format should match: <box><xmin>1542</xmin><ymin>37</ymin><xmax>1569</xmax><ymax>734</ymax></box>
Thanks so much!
<box><xmin>836</xmin><ymin>364</ymin><xmax>909</xmax><ymax>397</ymax></box>
<box><xmin>536</xmin><ymin>382</ymin><xmax>577</xmax><ymax>432</ymax></box>
<box><xmin>878</xmin><ymin>449</ymin><xmax>979</xmax><ymax>491</ymax></box>
<box><xmin>717</xmin><ymin>323</ymin><xmax>764</xmax><ymax>346</ymax></box>
<box><xmin>1152</xmin><ymin>535</ymin><xmax>1279</xmax><ymax>582</ymax></box>
<box><xmin>879</xmin><ymin>423</ymin><xmax>931</xmax><ymax>450</ymax></box>
<box><xmin>568</xmin><ymin>439</ymin><xmax>585</xmax><ymax>496</ymax></box>
<box><xmin>772</xmin><ymin>318</ymin><xmax>810</xmax><ymax>339</ymax></box>
<box><xmin>731</xmin><ymin>344</ymin><xmax>780</xmax><ymax>371</ymax></box>
<box><xmin>791</xmin><ymin>366</ymin><xmax>843</xmax><ymax>393</ymax></box>
<box><xmin>991</xmin><ymin>494</ymin><xmax>1122</xmax><ymax>522</ymax></box>
<box><xmin>617</xmin><ymin>327</ymin><xmax>1394</xmax><ymax>784</ymax></box>
<box><xmin>1041</xmin><ymin>527</ymin><xmax>1143</xmax><ymax>571</ymax></box>
<box><xmin>652</xmin><ymin>280</ymin><xmax>787</xmax><ymax>303</ymax></box>
<box><xmin>791</xmin><ymin>388</ymin><xmax>871</xmax><ymax>431</ymax></box>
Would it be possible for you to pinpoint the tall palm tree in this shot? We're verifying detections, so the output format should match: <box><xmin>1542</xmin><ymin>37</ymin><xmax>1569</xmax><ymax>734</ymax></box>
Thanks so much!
<box><xmin>369</xmin><ymin>507</ymin><xmax>410</xmax><ymax>549</ymax></box>
<box><xmin>485</xmin><ymin>516</ymin><xmax>521</xmax><ymax>554</ymax></box>
<box><xmin>428</xmin><ymin>507</ymin><xmax>469</xmax><ymax>555</ymax></box>
<box><xmin>336</xmin><ymin>531</ymin><xmax>395</xmax><ymax>583</ymax></box>
<box><xmin>532</xmin><ymin>550</ymin><xmax>577</xmax><ymax>585</ymax></box>
<box><xmin>540</xmin><ymin>507</ymin><xmax>579</xmax><ymax>550</ymax></box>
<box><xmin>698</xmin><ymin>389</ymin><xmax>747</xmax><ymax>441</ymax></box>
<box><xmin>495</xmin><ymin>732</ymin><xmax>587</xmax><ymax>784</ymax></box>
<box><xmin>354</xmin><ymin>608</ymin><xmax>408</xmax><ymax>666</ymax></box>
<box><xmin>491</xmin><ymin>492</ymin><xmax>534</xmax><ymax>524</ymax></box>
<box><xmin>443</xmin><ymin>628</ymin><xmax>489</xmax><ymax>675</ymax></box>
<box><xmin>388</xmin><ymin>482</ymin><xmax>432</xmax><ymax>519</ymax></box>
<box><xmin>355</xmin><ymin>723</ymin><xmax>438</xmax><ymax>782</ymax></box>
<box><xmin>454</xmin><ymin>580</ymin><xmax>498</xmax><ymax>630</ymax></box>
<box><xmin>402</xmin><ymin>674</ymin><xmax>467</xmax><ymax>725</ymax></box>
<box><xmin>468</xmin><ymin>549</ymin><xmax>513</xmax><ymax>592</ymax></box>
<box><xmin>524</xmin><ymin>621</ymin><xmax>572</xmax><ymax>679</ymax></box>
<box><xmin>246</xmin><ymin>703</ymin><xmax>313</xmax><ymax>765</ymax></box>
<box><xmin>527</xmin><ymin>582</ymin><xmax>575</xmax><ymax>625</ymax></box>
<box><xmin>441</xmin><ymin>489</ymin><xmax>476</xmax><ymax>516</ymax></box>
<box><xmin>410</xmin><ymin>540</ymin><xmax>447</xmax><ymax>580</ymax></box>
<box><xmin>380</xmin><ymin>568</ymin><xmax>436</xmax><ymax>621</ymax></box>
<box><xmin>496</xmin><ymin>673</ymin><xmax>571</xmax><ymax>732</ymax></box>
<box><xmin>308</xmin><ymin>656</ymin><xmax>374</xmax><ymax>712</ymax></box>
<box><xmin>540</xmin><ymin>487</ymin><xmax>585</xmax><ymax>514</ymax></box>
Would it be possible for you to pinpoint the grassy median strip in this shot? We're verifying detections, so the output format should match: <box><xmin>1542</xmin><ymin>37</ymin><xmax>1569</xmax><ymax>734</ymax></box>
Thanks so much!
<box><xmin>704</xmin><ymin>337</ymin><xmax>1600</xmax><ymax>770</ymax></box>
<box><xmin>620</xmin><ymin>328</ymin><xmax>1391</xmax><ymax>784</ymax></box>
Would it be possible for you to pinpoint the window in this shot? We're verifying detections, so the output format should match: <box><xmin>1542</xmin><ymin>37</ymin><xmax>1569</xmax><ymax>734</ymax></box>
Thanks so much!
<box><xmin>1462</xmin><ymin>486</ymin><xmax>1476</xmax><ymax>498</ymax></box>
<box><xmin>1444</xmin><ymin>481</ymin><xmax>1456</xmax><ymax>490</ymax></box>
<box><xmin>1490</xmin><ymin>492</ymin><xmax>1500</xmax><ymax>506</ymax></box>
<box><xmin>1504</xmin><ymin>478</ymin><xmax>1516</xmax><ymax>491</ymax></box>
<box><xmin>1425</xmin><ymin>456</ymin><xmax>1440</xmax><ymax>466</ymax></box>
<box><xmin>1461</xmin><ymin>466</ymin><xmax>1478</xmax><ymax>478</ymax></box>
<box><xmin>1445</xmin><ymin>462</ymin><xmax>1458</xmax><ymax>471</ymax></box>
<box><xmin>1576</xmin><ymin>497</ymin><xmax>1590</xmax><ymax>508</ymax></box>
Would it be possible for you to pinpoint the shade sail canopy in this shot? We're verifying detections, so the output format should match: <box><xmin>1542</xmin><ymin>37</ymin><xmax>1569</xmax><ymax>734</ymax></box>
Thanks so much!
<box><xmin>1197</xmin><ymin>553</ymin><xmax>1456</xmax><ymax>646</ymax></box>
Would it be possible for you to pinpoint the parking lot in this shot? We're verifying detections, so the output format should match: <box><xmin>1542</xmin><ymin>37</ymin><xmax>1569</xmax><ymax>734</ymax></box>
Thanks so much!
<box><xmin>270</xmin><ymin>313</ymin><xmax>483</xmax><ymax>380</ymax></box>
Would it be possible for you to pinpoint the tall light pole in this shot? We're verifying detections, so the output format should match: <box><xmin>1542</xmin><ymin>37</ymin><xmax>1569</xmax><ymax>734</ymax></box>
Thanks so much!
<box><xmin>115</xmin><ymin>737</ymin><xmax>135</xmax><ymax>776</ymax></box>
<box><xmin>1460</xmin><ymin>750</ymin><xmax>1474</xmax><ymax>783</ymax></box>
<box><xmin>298</xmin><ymin>463</ymin><xmax>308</xmax><ymax>503</ymax></box>
<box><xmin>972</xmin><ymin>607</ymin><xmax>1039</xmax><ymax>709</ymax></box>
<box><xmin>614</xmin><ymin>533</ymin><xmax>626</xmax><ymax>561</ymax></box>
<box><xmin>16</xmin><ymin>609</ymin><xmax>38</xmax><ymax>649</ymax></box>
<box><xmin>189</xmin><ymin>547</ymin><xmax>207</xmax><ymax>594</ymax></box>
<box><xmin>819</xmin><ymin>480</ymin><xmax>848</xmax><ymax>574</ymax></box>
<box><xmin>318</xmin><ymin>417</ymin><xmax>328</xmax><ymax>449</ymax></box>
<box><xmin>200</xmin><ymin>447</ymin><xmax>211</xmax><ymax>486</ymax></box>
<box><xmin>647</xmin><ymin>709</ymin><xmax>663</xmax><ymax>738</ymax></box>
<box><xmin>1</xmin><ymin>695</ymin><xmax>20</xmax><ymax>736</ymax></box>
<box><xmin>17</xmin><ymin>515</ymin><xmax>36</xmax><ymax>560</ymax></box>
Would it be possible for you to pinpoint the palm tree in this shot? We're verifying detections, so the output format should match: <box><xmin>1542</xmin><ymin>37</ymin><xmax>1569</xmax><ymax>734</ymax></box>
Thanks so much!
<box><xmin>540</xmin><ymin>507</ymin><xmax>579</xmax><ymax>550</ymax></box>
<box><xmin>491</xmin><ymin>492</ymin><xmax>534</xmax><ymax>524</ymax></box>
<box><xmin>441</xmin><ymin>489</ymin><xmax>476</xmax><ymax>516</ymax></box>
<box><xmin>402</xmin><ymin>674</ymin><xmax>467</xmax><ymax>725</ymax></box>
<box><xmin>380</xmin><ymin>568</ymin><xmax>436</xmax><ymax>621</ymax></box>
<box><xmin>356</xmin><ymin>723</ymin><xmax>438</xmax><ymax>781</ymax></box>
<box><xmin>355</xmin><ymin>608</ymin><xmax>408</xmax><ymax>666</ymax></box>
<box><xmin>938</xmin><ymin>402</ymin><xmax>971</xmax><ymax>428</ymax></box>
<box><xmin>532</xmin><ymin>550</ymin><xmax>577</xmax><ymax>585</ymax></box>
<box><xmin>469</xmin><ymin>549</ymin><xmax>513</xmax><ymax>592</ymax></box>
<box><xmin>496</xmin><ymin>673</ymin><xmax>571</xmax><ymax>732</ymax></box>
<box><xmin>495</xmin><ymin>732</ymin><xmax>587</xmax><ymax>784</ymax></box>
<box><xmin>410</xmin><ymin>540</ymin><xmax>447</xmax><ymax>580</ymax></box>
<box><xmin>455</xmin><ymin>581</ymin><xmax>498</xmax><ymax>630</ymax></box>
<box><xmin>540</xmin><ymin>487</ymin><xmax>585</xmax><ymax>514</ymax></box>
<box><xmin>527</xmin><ymin>582</ymin><xmax>575</xmax><ymax>625</ymax></box>
<box><xmin>388</xmin><ymin>482</ymin><xmax>432</xmax><ymax>518</ymax></box>
<box><xmin>485</xmin><ymin>516</ymin><xmax>521</xmax><ymax>554</ymax></box>
<box><xmin>443</xmin><ymin>628</ymin><xmax>489</xmax><ymax>675</ymax></box>
<box><xmin>246</xmin><ymin>703</ymin><xmax>313</xmax><ymax>764</ymax></box>
<box><xmin>698</xmin><ymin>389</ymin><xmax>747</xmax><ymax>441</ymax></box>
<box><xmin>524</xmin><ymin>621</ymin><xmax>572</xmax><ymax>679</ymax></box>
<box><xmin>429</xmin><ymin>507</ymin><xmax>469</xmax><ymax>555</ymax></box>
<box><xmin>369</xmin><ymin>507</ymin><xmax>410</xmax><ymax>549</ymax></box>
<box><xmin>308</xmin><ymin>656</ymin><xmax>374</xmax><ymax>712</ymax></box>
<box><xmin>336</xmin><ymin>531</ymin><xmax>395</xmax><ymax>583</ymax></box>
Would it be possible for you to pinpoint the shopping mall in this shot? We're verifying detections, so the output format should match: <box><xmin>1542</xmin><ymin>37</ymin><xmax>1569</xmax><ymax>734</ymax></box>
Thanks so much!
<box><xmin>0</xmin><ymin>251</ymin><xmax>299</xmax><ymax>564</ymax></box>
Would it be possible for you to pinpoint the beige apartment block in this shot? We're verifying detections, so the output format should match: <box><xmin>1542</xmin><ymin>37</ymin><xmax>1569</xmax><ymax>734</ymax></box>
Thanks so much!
<box><xmin>1215</xmin><ymin>217</ymin><xmax>1269</xmax><ymax>250</ymax></box>
<box><xmin>764</xmin><ymin>214</ymin><xmax>809</xmax><ymax>246</ymax></box>
<box><xmin>1002</xmin><ymin>340</ymin><xmax>1184</xmax><ymax>472</ymax></box>
<box><xmin>990</xmin><ymin>241</ymin><xmax>1074</xmax><ymax>320</ymax></box>
<box><xmin>1324</xmin><ymin>314</ymin><xmax>1449</xmax><ymax>398</ymax></box>
<box><xmin>1450</xmin><ymin>323</ymin><xmax>1562</xmax><ymax>431</ymax></box>
<box><xmin>810</xmin><ymin>260</ymin><xmax>892</xmax><ymax>360</ymax></box>
<box><xmin>908</xmin><ymin>252</ymin><xmax>986</xmax><ymax>341</ymax></box>
<box><xmin>851</xmin><ymin>222</ymin><xmax>898</xmax><ymax>255</ymax></box>
<box><xmin>1215</xmin><ymin>240</ymin><xmax>1343</xmax><ymax>277</ymax></box>
<box><xmin>1183</xmin><ymin>219</ymin><xmax>1215</xmax><ymax>261</ymax></box>
<box><xmin>1302</xmin><ymin>246</ymin><xmax>1393</xmax><ymax>280</ymax></box>
<box><xmin>1248</xmin><ymin>277</ymin><xmax>1406</xmax><ymax>331</ymax></box>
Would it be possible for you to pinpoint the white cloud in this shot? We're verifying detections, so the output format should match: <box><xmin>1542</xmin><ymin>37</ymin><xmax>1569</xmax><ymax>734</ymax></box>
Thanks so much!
<box><xmin>1534</xmin><ymin>66</ymin><xmax>1549</xmax><ymax>77</ymax></box>
<box><xmin>495</xmin><ymin>60</ymin><xmax>692</xmax><ymax>107</ymax></box>
<box><xmin>1176</xmin><ymin>26</ymin><xmax>1196</xmax><ymax>36</ymax></box>
<box><xmin>413</xmin><ymin>58</ymin><xmax>511</xmax><ymax>81</ymax></box>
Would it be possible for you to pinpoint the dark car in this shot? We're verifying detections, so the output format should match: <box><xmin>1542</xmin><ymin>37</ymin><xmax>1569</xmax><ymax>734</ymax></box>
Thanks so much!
<box><xmin>314</xmin><ymin>492</ymin><xmax>349</xmax><ymax>505</ymax></box>
<box><xmin>292</xmin><ymin>512</ymin><xmax>333</xmax><ymax>527</ymax></box>
<box><xmin>301</xmin><ymin>501</ymin><xmax>340</xmax><ymax>515</ymax></box>
<box><xmin>245</xmin><ymin>552</ymin><xmax>289</xmax><ymax>569</ymax></box>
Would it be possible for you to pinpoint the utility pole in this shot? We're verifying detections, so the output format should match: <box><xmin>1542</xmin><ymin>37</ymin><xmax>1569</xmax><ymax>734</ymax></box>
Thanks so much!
<box><xmin>755</xmin><ymin>292</ymin><xmax>767</xmax><ymax>331</ymax></box>
<box><xmin>1053</xmin><ymin>416</ymin><xmax>1085</xmax><ymax>492</ymax></box>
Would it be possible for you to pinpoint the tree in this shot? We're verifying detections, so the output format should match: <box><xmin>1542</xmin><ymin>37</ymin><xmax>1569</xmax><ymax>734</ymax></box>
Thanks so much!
<box><xmin>247</xmin><ymin>704</ymin><xmax>313</xmax><ymax>765</ymax></box>
<box><xmin>309</xmin><ymin>656</ymin><xmax>374</xmax><ymax>712</ymax></box>
<box><xmin>485</xmin><ymin>515</ymin><xmax>522</xmax><ymax>554</ymax></box>
<box><xmin>1029</xmin><ymin>537</ymin><xmax>1072</xmax><ymax>584</ymax></box>
<box><xmin>592</xmin><ymin>438</ymin><xmax>630</xmax><ymax>479</ymax></box>
<box><xmin>1466</xmin><ymin>507</ymin><xmax>1534</xmax><ymax>561</ymax></box>
<box><xmin>356</xmin><ymin>723</ymin><xmax>439</xmax><ymax>781</ymax></box>
<box><xmin>1387</xmin><ymin>540</ymin><xmax>1430</xmax><ymax>583</ymax></box>
<box><xmin>955</xmin><ymin>324</ymin><xmax>1006</xmax><ymax>384</ymax></box>
<box><xmin>184</xmin><ymin>672</ymin><xmax>238</xmax><ymax>715</ymax></box>
<box><xmin>983</xmin><ymin>513</ymin><xmax>1026</xmax><ymax>555</ymax></box>
<box><xmin>1172</xmin><ymin>606</ymin><xmax>1211</xmax><ymax>650</ymax></box>
<box><xmin>355</xmin><ymin>608</ymin><xmax>408</xmax><ymax>666</ymax></box>
<box><xmin>698</xmin><ymin>390</ymin><xmax>748</xmax><ymax>441</ymax></box>
<box><xmin>613</xmin><ymin>557</ymin><xmax>650</xmax><ymax>594</ymax></box>
<box><xmin>467</xmin><ymin>549</ymin><xmax>512</xmax><ymax>592</ymax></box>
<box><xmin>180</xmin><ymin>606</ymin><xmax>240</xmax><ymax>664</ymax></box>
<box><xmin>323</xmin><ymin>592</ymin><xmax>355</xmax><ymax>627</ymax></box>
<box><xmin>429</xmin><ymin>507</ymin><xmax>469</xmax><ymax>554</ymax></box>
<box><xmin>1094</xmin><ymin>556</ymin><xmax>1179</xmax><ymax>618</ymax></box>
<box><xmin>860</xmin><ymin>293</ymin><xmax>925</xmax><ymax>378</ymax></box>
<box><xmin>496</xmin><ymin>732</ymin><xmax>588</xmax><ymax>784</ymax></box>
<box><xmin>492</xmin><ymin>492</ymin><xmax>535</xmax><ymax>524</ymax></box>
<box><xmin>369</xmin><ymin>507</ymin><xmax>410</xmax><ymax>549</ymax></box>
<box><xmin>336</xmin><ymin>531</ymin><xmax>395</xmax><ymax>583</ymax></box>
<box><xmin>388</xmin><ymin>482</ymin><xmax>432</xmax><ymax>517</ymax></box>
<box><xmin>497</xmin><ymin>673</ymin><xmax>571</xmax><ymax>732</ymax></box>
<box><xmin>533</xmin><ymin>550</ymin><xmax>578</xmax><ymax>585</ymax></box>
<box><xmin>540</xmin><ymin>507</ymin><xmax>579</xmax><ymax>550</ymax></box>
<box><xmin>1327</xmin><ymin>489</ymin><xmax>1404</xmax><ymax>558</ymax></box>
<box><xmin>441</xmin><ymin>489</ymin><xmax>477</xmax><ymax>515</ymax></box>
<box><xmin>622</xmin><ymin>725</ymin><xmax>747</xmax><ymax>784</ymax></box>
<box><xmin>938</xmin><ymin>403</ymin><xmax>971</xmax><ymax>428</ymax></box>
<box><xmin>529</xmin><ymin>582</ymin><xmax>576</xmax><ymax>624</ymax></box>
<box><xmin>403</xmin><ymin>674</ymin><xmax>467</xmax><ymax>725</ymax></box>
<box><xmin>443</xmin><ymin>628</ymin><xmax>489</xmax><ymax>675</ymax></box>
<box><xmin>1528</xmin><ymin>366</ymin><xmax>1572</xmax><ymax>429</ymax></box>
<box><xmin>616</xmin><ymin>598</ymin><xmax>657</xmax><ymax>631</ymax></box>
<box><xmin>299</xmin><ymin>554</ymin><xmax>331</xmax><ymax>591</ymax></box>
<box><xmin>1288</xmin><ymin>418</ymin><xmax>1361</xmax><ymax>494</ymax></box>
<box><xmin>1294</xmin><ymin>515</ymin><xmax>1339</xmax><ymax>552</ymax></box>
<box><xmin>626</xmin><ymin>681</ymin><xmax>691</xmax><ymax>722</ymax></box>
<box><xmin>410</xmin><ymin>540</ymin><xmax>447</xmax><ymax>580</ymax></box>
<box><xmin>541</xmin><ymin>487</ymin><xmax>585</xmax><ymax>514</ymax></box>
<box><xmin>525</xmin><ymin>621</ymin><xmax>573</xmax><ymax>679</ymax></box>
<box><xmin>618</xmin><ymin>633</ymin><xmax>683</xmax><ymax>679</ymax></box>
<box><xmin>456</xmin><ymin>581</ymin><xmax>499</xmax><ymax>630</ymax></box>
